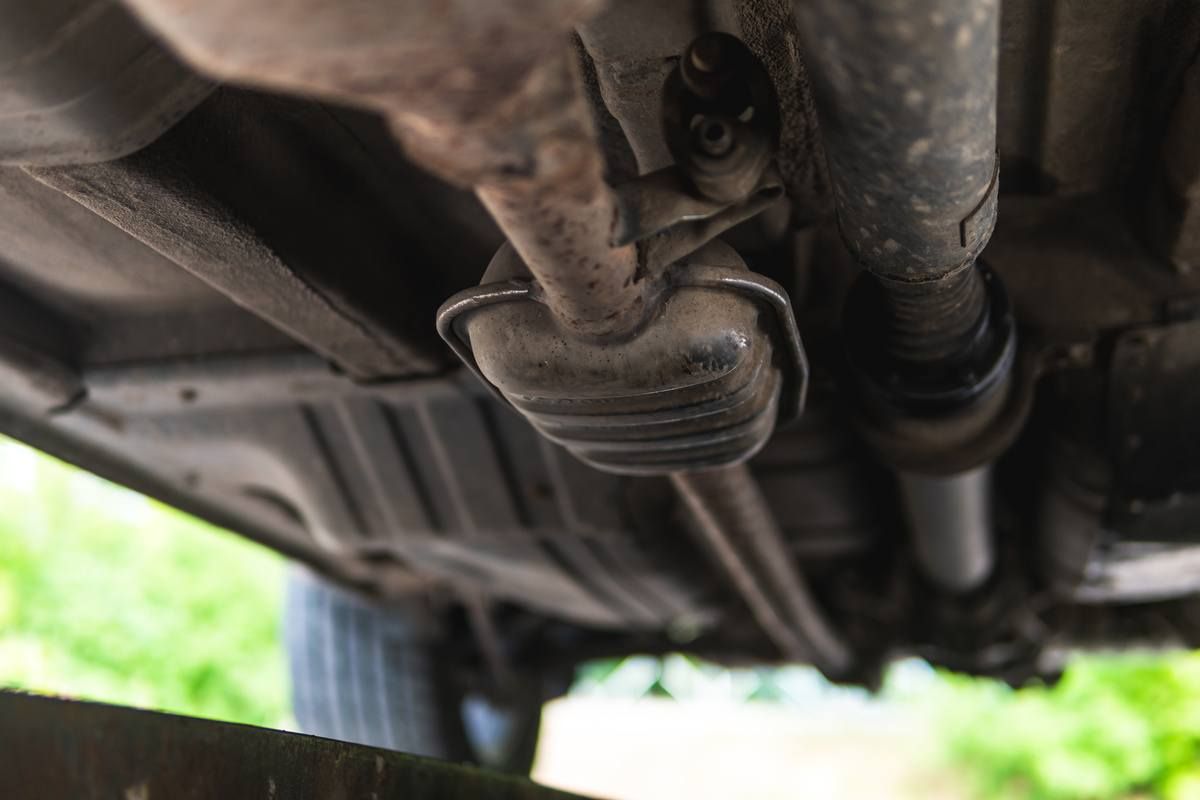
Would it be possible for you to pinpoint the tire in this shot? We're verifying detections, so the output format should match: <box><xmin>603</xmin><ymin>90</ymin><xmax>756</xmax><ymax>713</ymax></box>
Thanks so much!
<box><xmin>284</xmin><ymin>567</ymin><xmax>544</xmax><ymax>774</ymax></box>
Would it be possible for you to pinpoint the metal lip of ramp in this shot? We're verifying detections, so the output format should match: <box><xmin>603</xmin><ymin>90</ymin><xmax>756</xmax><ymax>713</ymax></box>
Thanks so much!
<box><xmin>0</xmin><ymin>690</ymin><xmax>595</xmax><ymax>800</ymax></box>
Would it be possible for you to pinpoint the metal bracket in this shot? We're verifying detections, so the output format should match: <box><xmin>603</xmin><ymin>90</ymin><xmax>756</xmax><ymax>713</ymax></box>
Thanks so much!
<box><xmin>613</xmin><ymin>166</ymin><xmax>785</xmax><ymax>273</ymax></box>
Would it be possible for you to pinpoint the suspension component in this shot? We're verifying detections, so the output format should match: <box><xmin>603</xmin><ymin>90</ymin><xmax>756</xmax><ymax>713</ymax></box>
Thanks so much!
<box><xmin>798</xmin><ymin>0</ymin><xmax>1016</xmax><ymax>593</ymax></box>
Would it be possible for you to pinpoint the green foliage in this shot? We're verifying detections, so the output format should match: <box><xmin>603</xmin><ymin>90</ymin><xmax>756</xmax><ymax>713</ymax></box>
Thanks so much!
<box><xmin>0</xmin><ymin>438</ymin><xmax>287</xmax><ymax>727</ymax></box>
<box><xmin>933</xmin><ymin>653</ymin><xmax>1200</xmax><ymax>800</ymax></box>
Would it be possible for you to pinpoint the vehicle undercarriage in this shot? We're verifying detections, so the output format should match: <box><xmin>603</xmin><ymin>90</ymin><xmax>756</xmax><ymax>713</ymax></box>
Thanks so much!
<box><xmin>1</xmin><ymin>0</ymin><xmax>1199</xmax><ymax>708</ymax></box>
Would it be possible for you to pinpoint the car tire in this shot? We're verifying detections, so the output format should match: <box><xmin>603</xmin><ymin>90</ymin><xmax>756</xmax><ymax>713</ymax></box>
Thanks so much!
<box><xmin>284</xmin><ymin>567</ymin><xmax>544</xmax><ymax>774</ymax></box>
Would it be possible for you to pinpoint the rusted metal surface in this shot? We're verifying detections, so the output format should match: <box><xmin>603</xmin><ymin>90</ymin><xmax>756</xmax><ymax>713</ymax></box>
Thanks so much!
<box><xmin>661</xmin><ymin>33</ymin><xmax>782</xmax><ymax>206</ymax></box>
<box><xmin>118</xmin><ymin>0</ymin><xmax>600</xmax><ymax>183</ymax></box>
<box><xmin>473</xmin><ymin>75</ymin><xmax>645</xmax><ymax>338</ymax></box>
<box><xmin>996</xmin><ymin>0</ymin><xmax>1200</xmax><ymax>197</ymax></box>
<box><xmin>1148</xmin><ymin>56</ymin><xmax>1200</xmax><ymax>273</ymax></box>
<box><xmin>0</xmin><ymin>690</ymin><xmax>589</xmax><ymax>800</ymax></box>
<box><xmin>30</xmin><ymin>130</ymin><xmax>444</xmax><ymax>380</ymax></box>
<box><xmin>672</xmin><ymin>464</ymin><xmax>852</xmax><ymax>676</ymax></box>
<box><xmin>1036</xmin><ymin>0</ymin><xmax>1144</xmax><ymax>194</ymax></box>
<box><xmin>612</xmin><ymin>167</ymin><xmax>785</xmax><ymax>272</ymax></box>
<box><xmin>120</xmin><ymin>0</ymin><xmax>646</xmax><ymax>337</ymax></box>
<box><xmin>439</xmin><ymin>241</ymin><xmax>807</xmax><ymax>474</ymax></box>
<box><xmin>1036</xmin><ymin>0</ymin><xmax>1181</xmax><ymax>196</ymax></box>
<box><xmin>0</xmin><ymin>0</ymin><xmax>213</xmax><ymax>166</ymax></box>
<box><xmin>577</xmin><ymin>0</ymin><xmax>832</xmax><ymax>223</ymax></box>
<box><xmin>577</xmin><ymin>0</ymin><xmax>723</xmax><ymax>174</ymax></box>
<box><xmin>737</xmin><ymin>0</ymin><xmax>833</xmax><ymax>223</ymax></box>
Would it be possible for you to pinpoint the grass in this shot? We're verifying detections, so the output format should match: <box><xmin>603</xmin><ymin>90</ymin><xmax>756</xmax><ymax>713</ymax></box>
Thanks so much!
<box><xmin>0</xmin><ymin>437</ymin><xmax>288</xmax><ymax>727</ymax></box>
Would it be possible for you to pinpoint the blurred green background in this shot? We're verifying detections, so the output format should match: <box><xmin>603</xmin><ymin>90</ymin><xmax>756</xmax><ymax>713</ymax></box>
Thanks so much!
<box><xmin>3</xmin><ymin>435</ymin><xmax>1200</xmax><ymax>799</ymax></box>
<box><xmin>0</xmin><ymin>437</ymin><xmax>288</xmax><ymax>727</ymax></box>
